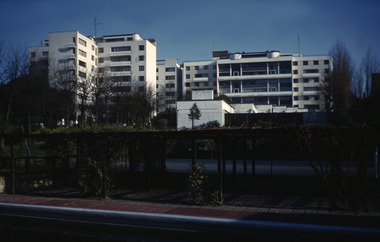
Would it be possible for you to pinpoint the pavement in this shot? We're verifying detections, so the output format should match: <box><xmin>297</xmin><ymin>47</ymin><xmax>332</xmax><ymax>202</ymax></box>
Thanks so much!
<box><xmin>0</xmin><ymin>188</ymin><xmax>379</xmax><ymax>241</ymax></box>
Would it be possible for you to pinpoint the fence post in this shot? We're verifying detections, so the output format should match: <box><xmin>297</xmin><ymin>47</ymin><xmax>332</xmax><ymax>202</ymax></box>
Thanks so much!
<box><xmin>161</xmin><ymin>136</ymin><xmax>167</xmax><ymax>173</ymax></box>
<box><xmin>232</xmin><ymin>138</ymin><xmax>237</xmax><ymax>189</ymax></box>
<box><xmin>10</xmin><ymin>138</ymin><xmax>15</xmax><ymax>195</ymax></box>
<box><xmin>243</xmin><ymin>137</ymin><xmax>247</xmax><ymax>187</ymax></box>
<box><xmin>251</xmin><ymin>137</ymin><xmax>256</xmax><ymax>189</ymax></box>
<box><xmin>192</xmin><ymin>137</ymin><xmax>196</xmax><ymax>167</ymax></box>
<box><xmin>217</xmin><ymin>135</ymin><xmax>223</xmax><ymax>203</ymax></box>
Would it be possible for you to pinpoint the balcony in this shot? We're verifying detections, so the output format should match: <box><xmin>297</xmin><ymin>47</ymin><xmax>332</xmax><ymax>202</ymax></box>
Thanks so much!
<box><xmin>218</xmin><ymin>73</ymin><xmax>291</xmax><ymax>81</ymax></box>
<box><xmin>67</xmin><ymin>54</ymin><xmax>76</xmax><ymax>60</ymax></box>
<box><xmin>194</xmin><ymin>77</ymin><xmax>208</xmax><ymax>82</ymax></box>
<box><xmin>109</xmin><ymin>51</ymin><xmax>132</xmax><ymax>56</ymax></box>
<box><xmin>303</xmin><ymin>90</ymin><xmax>320</xmax><ymax>96</ymax></box>
<box><xmin>66</xmin><ymin>43</ymin><xmax>76</xmax><ymax>49</ymax></box>
<box><xmin>109</xmin><ymin>61</ymin><xmax>131</xmax><ymax>66</ymax></box>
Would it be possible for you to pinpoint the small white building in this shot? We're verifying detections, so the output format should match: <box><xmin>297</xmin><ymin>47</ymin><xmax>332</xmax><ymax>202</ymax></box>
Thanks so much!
<box><xmin>177</xmin><ymin>90</ymin><xmax>308</xmax><ymax>129</ymax></box>
<box><xmin>177</xmin><ymin>90</ymin><xmax>234</xmax><ymax>129</ymax></box>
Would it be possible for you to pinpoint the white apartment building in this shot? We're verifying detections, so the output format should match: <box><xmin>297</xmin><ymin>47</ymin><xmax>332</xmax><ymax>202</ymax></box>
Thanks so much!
<box><xmin>156</xmin><ymin>58</ymin><xmax>182</xmax><ymax>113</ymax></box>
<box><xmin>96</xmin><ymin>33</ymin><xmax>156</xmax><ymax>94</ymax></box>
<box><xmin>183</xmin><ymin>50</ymin><xmax>332</xmax><ymax>111</ymax></box>
<box><xmin>29</xmin><ymin>31</ymin><xmax>157</xmax><ymax>123</ymax></box>
<box><xmin>182</xmin><ymin>60</ymin><xmax>217</xmax><ymax>100</ymax></box>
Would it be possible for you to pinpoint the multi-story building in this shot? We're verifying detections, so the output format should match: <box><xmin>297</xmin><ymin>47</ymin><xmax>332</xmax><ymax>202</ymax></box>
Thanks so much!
<box><xmin>156</xmin><ymin>58</ymin><xmax>182</xmax><ymax>113</ymax></box>
<box><xmin>95</xmin><ymin>33</ymin><xmax>157</xmax><ymax>95</ymax></box>
<box><xmin>29</xmin><ymin>31</ymin><xmax>157</xmax><ymax>123</ymax></box>
<box><xmin>182</xmin><ymin>60</ymin><xmax>217</xmax><ymax>100</ymax></box>
<box><xmin>183</xmin><ymin>50</ymin><xmax>332</xmax><ymax>111</ymax></box>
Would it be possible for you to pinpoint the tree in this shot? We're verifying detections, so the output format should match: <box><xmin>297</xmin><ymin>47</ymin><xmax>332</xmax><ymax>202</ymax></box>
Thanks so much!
<box><xmin>322</xmin><ymin>38</ymin><xmax>355</xmax><ymax>113</ymax></box>
<box><xmin>50</xmin><ymin>62</ymin><xmax>78</xmax><ymax>127</ymax></box>
<box><xmin>188</xmin><ymin>103</ymin><xmax>201</xmax><ymax>129</ymax></box>
<box><xmin>360</xmin><ymin>46</ymin><xmax>379</xmax><ymax>98</ymax></box>
<box><xmin>92</xmin><ymin>70</ymin><xmax>113</xmax><ymax>125</ymax></box>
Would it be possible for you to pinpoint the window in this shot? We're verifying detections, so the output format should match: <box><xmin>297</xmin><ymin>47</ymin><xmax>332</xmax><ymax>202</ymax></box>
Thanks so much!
<box><xmin>99</xmin><ymin>58</ymin><xmax>104</xmax><ymax>63</ymax></box>
<box><xmin>79</xmin><ymin>49</ymin><xmax>86</xmax><ymax>57</ymax></box>
<box><xmin>78</xmin><ymin>71</ymin><xmax>86</xmax><ymax>78</ymax></box>
<box><xmin>213</xmin><ymin>65</ymin><xmax>217</xmax><ymax>69</ymax></box>
<box><xmin>98</xmin><ymin>68</ymin><xmax>104</xmax><ymax>73</ymax></box>
<box><xmin>31</xmin><ymin>52</ymin><xmax>36</xmax><ymax>58</ymax></box>
<box><xmin>303</xmin><ymin>61</ymin><xmax>309</xmax><ymax>65</ymax></box>
<box><xmin>185</xmin><ymin>83</ymin><xmax>190</xmax><ymax>87</ymax></box>
<box><xmin>139</xmin><ymin>45</ymin><xmax>144</xmax><ymax>51</ymax></box>
<box><xmin>92</xmin><ymin>45</ymin><xmax>95</xmax><ymax>51</ymax></box>
<box><xmin>112</xmin><ymin>76</ymin><xmax>131</xmax><ymax>82</ymax></box>
<box><xmin>204</xmin><ymin>66</ymin><xmax>209</xmax><ymax>70</ymax></box>
<box><xmin>156</xmin><ymin>68</ymin><xmax>159</xmax><ymax>72</ymax></box>
<box><xmin>79</xmin><ymin>60</ymin><xmax>86</xmax><ymax>68</ymax></box>
<box><xmin>165</xmin><ymin>92</ymin><xmax>175</xmax><ymax>96</ymax></box>
<box><xmin>186</xmin><ymin>66</ymin><xmax>190</xmax><ymax>71</ymax></box>
<box><xmin>165</xmin><ymin>76</ymin><xmax>175</xmax><ymax>80</ymax></box>
<box><xmin>303</xmin><ymin>78</ymin><xmax>309</xmax><ymax>83</ymax></box>
<box><xmin>294</xmin><ymin>79</ymin><xmax>298</xmax><ymax>83</ymax></box>
<box><xmin>204</xmin><ymin>82</ymin><xmax>209</xmax><ymax>86</ymax></box>
<box><xmin>139</xmin><ymin>66</ymin><xmax>145</xmax><ymax>71</ymax></box>
<box><xmin>294</xmin><ymin>87</ymin><xmax>298</xmax><ymax>92</ymax></box>
<box><xmin>186</xmin><ymin>74</ymin><xmax>190</xmax><ymax>79</ymax></box>
<box><xmin>139</xmin><ymin>55</ymin><xmax>145</xmax><ymax>61</ymax></box>
<box><xmin>195</xmin><ymin>66</ymin><xmax>199</xmax><ymax>70</ymax></box>
<box><xmin>324</xmin><ymin>60</ymin><xmax>329</xmax><ymax>65</ymax></box>
<box><xmin>111</xmin><ymin>86</ymin><xmax>131</xmax><ymax>93</ymax></box>
<box><xmin>111</xmin><ymin>56</ymin><xmax>131</xmax><ymax>62</ymax></box>
<box><xmin>294</xmin><ymin>96</ymin><xmax>299</xmax><ymax>101</ymax></box>
<box><xmin>195</xmin><ymin>82</ymin><xmax>200</xmax><ymax>86</ymax></box>
<box><xmin>139</xmin><ymin>86</ymin><xmax>145</xmax><ymax>92</ymax></box>
<box><xmin>139</xmin><ymin>76</ymin><xmax>145</xmax><ymax>81</ymax></box>
<box><xmin>303</xmin><ymin>69</ymin><xmax>319</xmax><ymax>74</ymax></box>
<box><xmin>195</xmin><ymin>73</ymin><xmax>208</xmax><ymax>78</ymax></box>
<box><xmin>304</xmin><ymin>87</ymin><xmax>320</xmax><ymax>91</ymax></box>
<box><xmin>166</xmin><ymin>84</ymin><xmax>175</xmax><ymax>88</ymax></box>
<box><xmin>111</xmin><ymin>46</ymin><xmax>131</xmax><ymax>52</ymax></box>
<box><xmin>314</xmin><ymin>78</ymin><xmax>320</xmax><ymax>83</ymax></box>
<box><xmin>293</xmin><ymin>70</ymin><xmax>298</xmax><ymax>75</ymax></box>
<box><xmin>99</xmin><ymin>48</ymin><xmax>104</xmax><ymax>53</ymax></box>
<box><xmin>325</xmin><ymin>69</ymin><xmax>330</xmax><ymax>74</ymax></box>
<box><xmin>165</xmin><ymin>67</ymin><xmax>175</xmax><ymax>72</ymax></box>
<box><xmin>313</xmin><ymin>60</ymin><xmax>319</xmax><ymax>65</ymax></box>
<box><xmin>79</xmin><ymin>38</ymin><xmax>87</xmax><ymax>47</ymax></box>
<box><xmin>111</xmin><ymin>66</ymin><xmax>131</xmax><ymax>72</ymax></box>
<box><xmin>42</xmin><ymin>51</ymin><xmax>48</xmax><ymax>57</ymax></box>
<box><xmin>304</xmin><ymin>96</ymin><xmax>310</xmax><ymax>100</ymax></box>
<box><xmin>91</xmin><ymin>55</ymin><xmax>94</xmax><ymax>61</ymax></box>
<box><xmin>293</xmin><ymin>61</ymin><xmax>298</xmax><ymax>66</ymax></box>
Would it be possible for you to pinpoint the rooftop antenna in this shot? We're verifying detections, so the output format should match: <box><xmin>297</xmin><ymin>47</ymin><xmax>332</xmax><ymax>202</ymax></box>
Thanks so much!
<box><xmin>298</xmin><ymin>35</ymin><xmax>301</xmax><ymax>55</ymax></box>
<box><xmin>94</xmin><ymin>18</ymin><xmax>102</xmax><ymax>37</ymax></box>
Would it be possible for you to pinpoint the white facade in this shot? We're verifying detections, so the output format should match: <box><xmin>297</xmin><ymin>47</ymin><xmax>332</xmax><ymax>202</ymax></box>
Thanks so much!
<box><xmin>29</xmin><ymin>31</ymin><xmax>156</xmax><ymax>94</ymax></box>
<box><xmin>182</xmin><ymin>60</ymin><xmax>216</xmax><ymax>100</ymax></box>
<box><xmin>156</xmin><ymin>58</ymin><xmax>181</xmax><ymax>113</ymax></box>
<box><xmin>183</xmin><ymin>50</ymin><xmax>332</xmax><ymax>111</ymax></box>
<box><xmin>29</xmin><ymin>31</ymin><xmax>157</xmax><ymax>122</ymax></box>
<box><xmin>177</xmin><ymin>100</ymin><xmax>234</xmax><ymax>129</ymax></box>
<box><xmin>95</xmin><ymin>33</ymin><xmax>156</xmax><ymax>94</ymax></box>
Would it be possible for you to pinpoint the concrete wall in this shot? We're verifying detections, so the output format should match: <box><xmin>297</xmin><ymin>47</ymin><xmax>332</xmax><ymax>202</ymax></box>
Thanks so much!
<box><xmin>177</xmin><ymin>100</ymin><xmax>234</xmax><ymax>129</ymax></box>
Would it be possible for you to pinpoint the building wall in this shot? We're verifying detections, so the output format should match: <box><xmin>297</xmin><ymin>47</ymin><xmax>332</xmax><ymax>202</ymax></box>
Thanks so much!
<box><xmin>156</xmin><ymin>58</ymin><xmax>181</xmax><ymax>112</ymax></box>
<box><xmin>182</xmin><ymin>60</ymin><xmax>216</xmax><ymax>100</ymax></box>
<box><xmin>183</xmin><ymin>51</ymin><xmax>332</xmax><ymax>111</ymax></box>
<box><xmin>177</xmin><ymin>100</ymin><xmax>234</xmax><ymax>129</ymax></box>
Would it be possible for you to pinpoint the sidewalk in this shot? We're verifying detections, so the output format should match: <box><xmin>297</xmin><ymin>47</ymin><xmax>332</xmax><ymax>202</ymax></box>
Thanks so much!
<box><xmin>1</xmin><ymin>189</ymin><xmax>380</xmax><ymax>229</ymax></box>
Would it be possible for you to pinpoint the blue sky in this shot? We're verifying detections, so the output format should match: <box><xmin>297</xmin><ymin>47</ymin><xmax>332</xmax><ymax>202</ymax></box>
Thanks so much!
<box><xmin>0</xmin><ymin>0</ymin><xmax>379</xmax><ymax>68</ymax></box>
